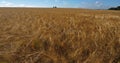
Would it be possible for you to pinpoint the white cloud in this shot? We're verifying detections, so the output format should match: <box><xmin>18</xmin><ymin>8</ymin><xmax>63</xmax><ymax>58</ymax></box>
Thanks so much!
<box><xmin>0</xmin><ymin>0</ymin><xmax>107</xmax><ymax>9</ymax></box>
<box><xmin>0</xmin><ymin>1</ymin><xmax>37</xmax><ymax>7</ymax></box>
<box><xmin>79</xmin><ymin>1</ymin><xmax>105</xmax><ymax>9</ymax></box>
<box><xmin>95</xmin><ymin>1</ymin><xmax>103</xmax><ymax>7</ymax></box>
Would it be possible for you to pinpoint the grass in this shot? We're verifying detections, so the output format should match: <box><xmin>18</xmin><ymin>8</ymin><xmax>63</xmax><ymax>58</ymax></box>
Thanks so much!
<box><xmin>0</xmin><ymin>8</ymin><xmax>120</xmax><ymax>63</ymax></box>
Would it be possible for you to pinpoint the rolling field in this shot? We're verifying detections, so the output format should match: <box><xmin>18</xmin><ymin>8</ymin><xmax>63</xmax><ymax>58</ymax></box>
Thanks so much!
<box><xmin>0</xmin><ymin>8</ymin><xmax>120</xmax><ymax>63</ymax></box>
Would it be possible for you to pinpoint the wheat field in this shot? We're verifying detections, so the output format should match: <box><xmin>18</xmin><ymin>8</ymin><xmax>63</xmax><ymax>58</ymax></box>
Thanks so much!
<box><xmin>0</xmin><ymin>8</ymin><xmax>120</xmax><ymax>63</ymax></box>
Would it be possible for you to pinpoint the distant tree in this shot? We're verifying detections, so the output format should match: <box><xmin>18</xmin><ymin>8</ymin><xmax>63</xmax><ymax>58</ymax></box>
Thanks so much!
<box><xmin>117</xmin><ymin>6</ymin><xmax>120</xmax><ymax>10</ymax></box>
<box><xmin>108</xmin><ymin>7</ymin><xmax>117</xmax><ymax>10</ymax></box>
<box><xmin>53</xmin><ymin>6</ymin><xmax>57</xmax><ymax>8</ymax></box>
<box><xmin>108</xmin><ymin>6</ymin><xmax>120</xmax><ymax>10</ymax></box>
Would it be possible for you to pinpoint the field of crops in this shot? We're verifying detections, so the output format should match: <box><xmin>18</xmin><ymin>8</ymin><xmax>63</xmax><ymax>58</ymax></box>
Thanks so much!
<box><xmin>0</xmin><ymin>8</ymin><xmax>120</xmax><ymax>63</ymax></box>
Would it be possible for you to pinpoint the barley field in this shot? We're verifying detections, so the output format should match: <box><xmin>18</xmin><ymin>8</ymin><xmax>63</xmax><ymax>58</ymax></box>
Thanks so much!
<box><xmin>0</xmin><ymin>8</ymin><xmax>120</xmax><ymax>63</ymax></box>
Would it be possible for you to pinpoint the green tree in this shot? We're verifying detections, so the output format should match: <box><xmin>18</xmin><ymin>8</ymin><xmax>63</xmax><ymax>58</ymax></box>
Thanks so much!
<box><xmin>108</xmin><ymin>6</ymin><xmax>120</xmax><ymax>10</ymax></box>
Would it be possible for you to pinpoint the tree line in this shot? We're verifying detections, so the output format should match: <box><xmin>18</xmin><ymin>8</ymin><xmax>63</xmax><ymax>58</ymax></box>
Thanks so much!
<box><xmin>108</xmin><ymin>6</ymin><xmax>120</xmax><ymax>10</ymax></box>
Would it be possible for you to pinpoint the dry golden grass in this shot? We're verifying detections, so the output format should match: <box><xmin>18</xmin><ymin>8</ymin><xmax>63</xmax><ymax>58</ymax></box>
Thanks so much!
<box><xmin>0</xmin><ymin>8</ymin><xmax>120</xmax><ymax>63</ymax></box>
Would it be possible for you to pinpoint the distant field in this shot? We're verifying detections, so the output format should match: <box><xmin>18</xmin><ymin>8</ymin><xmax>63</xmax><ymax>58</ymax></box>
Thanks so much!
<box><xmin>0</xmin><ymin>8</ymin><xmax>120</xmax><ymax>63</ymax></box>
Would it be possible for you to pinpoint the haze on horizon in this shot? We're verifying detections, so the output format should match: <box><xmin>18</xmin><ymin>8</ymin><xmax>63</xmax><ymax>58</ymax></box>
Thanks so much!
<box><xmin>0</xmin><ymin>0</ymin><xmax>120</xmax><ymax>9</ymax></box>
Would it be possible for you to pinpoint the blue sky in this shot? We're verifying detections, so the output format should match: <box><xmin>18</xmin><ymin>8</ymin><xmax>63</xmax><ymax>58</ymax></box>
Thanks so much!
<box><xmin>0</xmin><ymin>0</ymin><xmax>120</xmax><ymax>9</ymax></box>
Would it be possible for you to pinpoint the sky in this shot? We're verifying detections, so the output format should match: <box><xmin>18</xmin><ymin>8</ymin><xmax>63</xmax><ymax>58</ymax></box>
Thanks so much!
<box><xmin>0</xmin><ymin>0</ymin><xmax>120</xmax><ymax>9</ymax></box>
